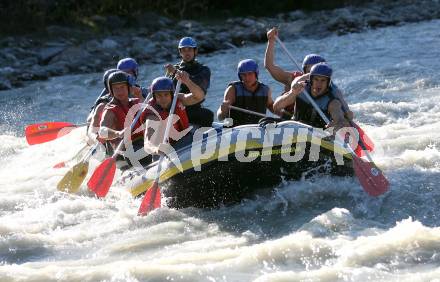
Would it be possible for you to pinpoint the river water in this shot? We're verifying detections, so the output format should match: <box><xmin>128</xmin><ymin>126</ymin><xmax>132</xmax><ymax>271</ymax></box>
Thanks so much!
<box><xmin>1</xmin><ymin>19</ymin><xmax>440</xmax><ymax>281</ymax></box>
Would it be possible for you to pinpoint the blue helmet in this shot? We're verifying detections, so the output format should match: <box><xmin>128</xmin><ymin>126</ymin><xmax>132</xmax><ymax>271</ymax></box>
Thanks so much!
<box><xmin>151</xmin><ymin>76</ymin><xmax>175</xmax><ymax>94</ymax></box>
<box><xmin>103</xmin><ymin>68</ymin><xmax>118</xmax><ymax>91</ymax></box>
<box><xmin>237</xmin><ymin>59</ymin><xmax>259</xmax><ymax>81</ymax></box>
<box><xmin>107</xmin><ymin>71</ymin><xmax>130</xmax><ymax>95</ymax></box>
<box><xmin>310</xmin><ymin>63</ymin><xmax>332</xmax><ymax>85</ymax></box>
<box><xmin>178</xmin><ymin>37</ymin><xmax>197</xmax><ymax>49</ymax></box>
<box><xmin>302</xmin><ymin>54</ymin><xmax>326</xmax><ymax>73</ymax></box>
<box><xmin>117</xmin><ymin>58</ymin><xmax>139</xmax><ymax>78</ymax></box>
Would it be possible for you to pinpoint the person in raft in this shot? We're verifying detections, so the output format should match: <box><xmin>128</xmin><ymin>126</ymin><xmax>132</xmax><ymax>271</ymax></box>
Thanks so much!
<box><xmin>217</xmin><ymin>59</ymin><xmax>276</xmax><ymax>126</ymax></box>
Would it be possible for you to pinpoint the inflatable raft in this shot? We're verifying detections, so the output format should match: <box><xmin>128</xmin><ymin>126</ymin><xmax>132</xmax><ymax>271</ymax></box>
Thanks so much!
<box><xmin>122</xmin><ymin>120</ymin><xmax>354</xmax><ymax>208</ymax></box>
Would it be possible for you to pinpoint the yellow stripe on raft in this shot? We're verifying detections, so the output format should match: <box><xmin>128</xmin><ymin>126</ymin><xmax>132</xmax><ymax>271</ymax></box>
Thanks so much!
<box><xmin>129</xmin><ymin>132</ymin><xmax>352</xmax><ymax>197</ymax></box>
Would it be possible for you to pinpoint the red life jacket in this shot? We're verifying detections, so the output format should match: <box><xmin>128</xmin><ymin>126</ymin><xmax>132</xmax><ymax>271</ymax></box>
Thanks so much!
<box><xmin>103</xmin><ymin>98</ymin><xmax>143</xmax><ymax>146</ymax></box>
<box><xmin>142</xmin><ymin>98</ymin><xmax>189</xmax><ymax>142</ymax></box>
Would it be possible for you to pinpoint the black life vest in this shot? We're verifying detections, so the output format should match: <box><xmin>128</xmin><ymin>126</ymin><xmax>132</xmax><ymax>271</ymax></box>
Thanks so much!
<box><xmin>170</xmin><ymin>60</ymin><xmax>213</xmax><ymax>126</ymax></box>
<box><xmin>229</xmin><ymin>81</ymin><xmax>269</xmax><ymax>126</ymax></box>
<box><xmin>294</xmin><ymin>84</ymin><xmax>336</xmax><ymax>129</ymax></box>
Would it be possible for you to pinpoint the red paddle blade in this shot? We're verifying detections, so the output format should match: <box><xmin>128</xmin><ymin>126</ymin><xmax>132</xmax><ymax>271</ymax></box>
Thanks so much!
<box><xmin>25</xmin><ymin>122</ymin><xmax>75</xmax><ymax>145</ymax></box>
<box><xmin>138</xmin><ymin>182</ymin><xmax>161</xmax><ymax>216</ymax></box>
<box><xmin>352</xmin><ymin>123</ymin><xmax>374</xmax><ymax>157</ymax></box>
<box><xmin>353</xmin><ymin>156</ymin><xmax>389</xmax><ymax>197</ymax></box>
<box><xmin>87</xmin><ymin>158</ymin><xmax>116</xmax><ymax>198</ymax></box>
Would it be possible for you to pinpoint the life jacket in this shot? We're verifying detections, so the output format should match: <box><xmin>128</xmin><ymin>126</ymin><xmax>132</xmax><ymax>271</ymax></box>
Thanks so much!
<box><xmin>229</xmin><ymin>81</ymin><xmax>269</xmax><ymax>126</ymax></box>
<box><xmin>142</xmin><ymin>98</ymin><xmax>190</xmax><ymax>143</ymax></box>
<box><xmin>170</xmin><ymin>60</ymin><xmax>212</xmax><ymax>126</ymax></box>
<box><xmin>103</xmin><ymin>98</ymin><xmax>143</xmax><ymax>147</ymax></box>
<box><xmin>294</xmin><ymin>83</ymin><xmax>336</xmax><ymax>129</ymax></box>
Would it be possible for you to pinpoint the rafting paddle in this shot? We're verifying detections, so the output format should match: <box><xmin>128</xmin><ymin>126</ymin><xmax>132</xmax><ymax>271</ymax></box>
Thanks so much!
<box><xmin>274</xmin><ymin>36</ymin><xmax>374</xmax><ymax>157</ymax></box>
<box><xmin>352</xmin><ymin>122</ymin><xmax>374</xmax><ymax>157</ymax></box>
<box><xmin>57</xmin><ymin>143</ymin><xmax>99</xmax><ymax>193</ymax></box>
<box><xmin>229</xmin><ymin>105</ymin><xmax>267</xmax><ymax>119</ymax></box>
<box><xmin>276</xmin><ymin>36</ymin><xmax>389</xmax><ymax>196</ymax></box>
<box><xmin>25</xmin><ymin>122</ymin><xmax>86</xmax><ymax>145</ymax></box>
<box><xmin>53</xmin><ymin>144</ymin><xmax>89</xmax><ymax>168</ymax></box>
<box><xmin>138</xmin><ymin>81</ymin><xmax>182</xmax><ymax>216</ymax></box>
<box><xmin>87</xmin><ymin>93</ymin><xmax>152</xmax><ymax>198</ymax></box>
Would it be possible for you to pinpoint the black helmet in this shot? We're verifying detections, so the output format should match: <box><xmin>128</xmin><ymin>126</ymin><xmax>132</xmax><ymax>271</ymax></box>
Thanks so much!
<box><xmin>107</xmin><ymin>71</ymin><xmax>130</xmax><ymax>95</ymax></box>
<box><xmin>102</xmin><ymin>68</ymin><xmax>118</xmax><ymax>91</ymax></box>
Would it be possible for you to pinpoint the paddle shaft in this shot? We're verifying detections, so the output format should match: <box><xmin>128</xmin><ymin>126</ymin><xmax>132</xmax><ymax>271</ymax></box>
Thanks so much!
<box><xmin>153</xmin><ymin>80</ymin><xmax>182</xmax><ymax>179</ymax></box>
<box><xmin>229</xmin><ymin>105</ymin><xmax>267</xmax><ymax>118</ymax></box>
<box><xmin>138</xmin><ymin>81</ymin><xmax>182</xmax><ymax>214</ymax></box>
<box><xmin>275</xmin><ymin>37</ymin><xmax>303</xmax><ymax>70</ymax></box>
<box><xmin>162</xmin><ymin>82</ymin><xmax>181</xmax><ymax>144</ymax></box>
<box><xmin>82</xmin><ymin>142</ymin><xmax>100</xmax><ymax>162</ymax></box>
<box><xmin>54</xmin><ymin>144</ymin><xmax>89</xmax><ymax>167</ymax></box>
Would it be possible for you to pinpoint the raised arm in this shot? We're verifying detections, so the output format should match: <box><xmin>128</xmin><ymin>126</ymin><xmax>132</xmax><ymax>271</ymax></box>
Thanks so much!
<box><xmin>264</xmin><ymin>27</ymin><xmax>294</xmax><ymax>87</ymax></box>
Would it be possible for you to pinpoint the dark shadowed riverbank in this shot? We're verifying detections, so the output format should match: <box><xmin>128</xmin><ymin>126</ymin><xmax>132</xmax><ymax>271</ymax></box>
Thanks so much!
<box><xmin>1</xmin><ymin>0</ymin><xmax>439</xmax><ymax>91</ymax></box>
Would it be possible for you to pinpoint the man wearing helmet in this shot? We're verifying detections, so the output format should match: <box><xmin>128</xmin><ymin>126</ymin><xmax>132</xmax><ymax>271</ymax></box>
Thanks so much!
<box><xmin>87</xmin><ymin>58</ymin><xmax>147</xmax><ymax>144</ymax></box>
<box><xmin>265</xmin><ymin>27</ymin><xmax>353</xmax><ymax>120</ymax></box>
<box><xmin>98</xmin><ymin>71</ymin><xmax>144</xmax><ymax>155</ymax></box>
<box><xmin>273</xmin><ymin>63</ymin><xmax>348</xmax><ymax>131</ymax></box>
<box><xmin>90</xmin><ymin>58</ymin><xmax>144</xmax><ymax>114</ymax></box>
<box><xmin>217</xmin><ymin>59</ymin><xmax>275</xmax><ymax>126</ymax></box>
<box><xmin>164</xmin><ymin>37</ymin><xmax>214</xmax><ymax>127</ymax></box>
<box><xmin>143</xmin><ymin>71</ymin><xmax>204</xmax><ymax>155</ymax></box>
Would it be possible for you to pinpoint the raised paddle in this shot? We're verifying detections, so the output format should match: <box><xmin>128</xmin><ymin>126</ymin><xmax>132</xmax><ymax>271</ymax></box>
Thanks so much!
<box><xmin>138</xmin><ymin>81</ymin><xmax>182</xmax><ymax>216</ymax></box>
<box><xmin>57</xmin><ymin>142</ymin><xmax>99</xmax><ymax>193</ymax></box>
<box><xmin>274</xmin><ymin>36</ymin><xmax>375</xmax><ymax>157</ymax></box>
<box><xmin>25</xmin><ymin>122</ymin><xmax>86</xmax><ymax>145</ymax></box>
<box><xmin>276</xmin><ymin>36</ymin><xmax>389</xmax><ymax>196</ymax></box>
<box><xmin>87</xmin><ymin>93</ymin><xmax>153</xmax><ymax>198</ymax></box>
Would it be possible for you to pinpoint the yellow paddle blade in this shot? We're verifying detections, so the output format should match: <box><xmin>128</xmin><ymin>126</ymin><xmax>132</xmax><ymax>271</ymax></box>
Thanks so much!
<box><xmin>57</xmin><ymin>161</ymin><xmax>89</xmax><ymax>193</ymax></box>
